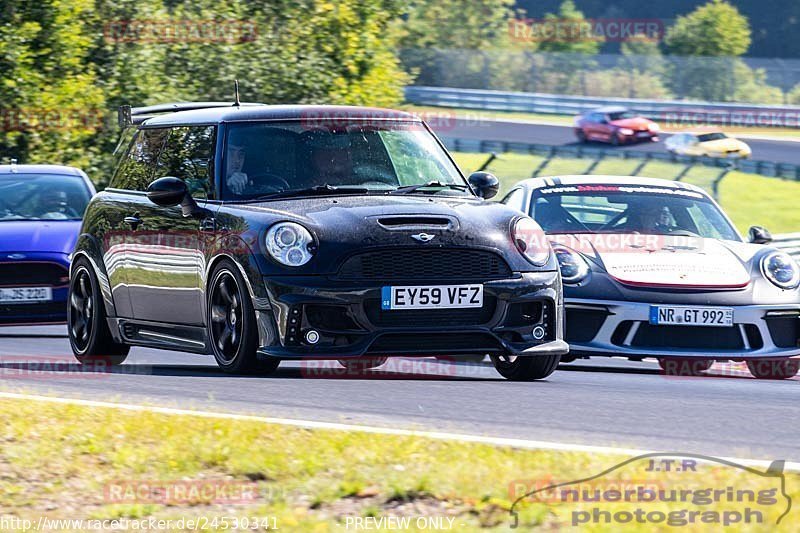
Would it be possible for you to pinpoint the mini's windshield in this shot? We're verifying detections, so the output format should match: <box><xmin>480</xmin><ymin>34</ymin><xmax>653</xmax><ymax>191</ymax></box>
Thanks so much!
<box><xmin>0</xmin><ymin>174</ymin><xmax>92</xmax><ymax>221</ymax></box>
<box><xmin>696</xmin><ymin>132</ymin><xmax>728</xmax><ymax>142</ymax></box>
<box><xmin>222</xmin><ymin>121</ymin><xmax>467</xmax><ymax>199</ymax></box>
<box><xmin>531</xmin><ymin>184</ymin><xmax>740</xmax><ymax>241</ymax></box>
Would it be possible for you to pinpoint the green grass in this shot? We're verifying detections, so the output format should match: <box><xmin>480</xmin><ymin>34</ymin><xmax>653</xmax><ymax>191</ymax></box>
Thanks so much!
<box><xmin>404</xmin><ymin>104</ymin><xmax>800</xmax><ymax>138</ymax></box>
<box><xmin>451</xmin><ymin>151</ymin><xmax>800</xmax><ymax>234</ymax></box>
<box><xmin>0</xmin><ymin>397</ymin><xmax>798</xmax><ymax>531</ymax></box>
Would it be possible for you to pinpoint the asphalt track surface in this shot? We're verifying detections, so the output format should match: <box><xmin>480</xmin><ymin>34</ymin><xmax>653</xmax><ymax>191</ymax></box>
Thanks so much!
<box><xmin>439</xmin><ymin>118</ymin><xmax>800</xmax><ymax>166</ymax></box>
<box><xmin>0</xmin><ymin>325</ymin><xmax>797</xmax><ymax>462</ymax></box>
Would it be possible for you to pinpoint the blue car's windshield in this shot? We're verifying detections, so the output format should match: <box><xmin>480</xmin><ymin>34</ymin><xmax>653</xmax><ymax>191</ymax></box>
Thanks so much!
<box><xmin>0</xmin><ymin>174</ymin><xmax>92</xmax><ymax>221</ymax></box>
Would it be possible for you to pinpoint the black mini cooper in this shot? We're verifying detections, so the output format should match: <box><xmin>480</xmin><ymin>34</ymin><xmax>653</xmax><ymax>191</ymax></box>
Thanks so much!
<box><xmin>68</xmin><ymin>102</ymin><xmax>566</xmax><ymax>380</ymax></box>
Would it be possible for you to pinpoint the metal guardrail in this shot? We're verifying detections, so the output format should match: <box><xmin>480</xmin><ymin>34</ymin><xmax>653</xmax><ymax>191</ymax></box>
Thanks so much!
<box><xmin>406</xmin><ymin>86</ymin><xmax>800</xmax><ymax>129</ymax></box>
<box><xmin>440</xmin><ymin>137</ymin><xmax>800</xmax><ymax>181</ymax></box>
<box><xmin>773</xmin><ymin>233</ymin><xmax>800</xmax><ymax>258</ymax></box>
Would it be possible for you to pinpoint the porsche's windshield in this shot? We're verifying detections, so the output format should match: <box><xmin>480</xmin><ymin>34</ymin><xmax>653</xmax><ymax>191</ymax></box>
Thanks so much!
<box><xmin>0</xmin><ymin>174</ymin><xmax>92</xmax><ymax>221</ymax></box>
<box><xmin>222</xmin><ymin>121</ymin><xmax>467</xmax><ymax>199</ymax></box>
<box><xmin>531</xmin><ymin>184</ymin><xmax>740</xmax><ymax>241</ymax></box>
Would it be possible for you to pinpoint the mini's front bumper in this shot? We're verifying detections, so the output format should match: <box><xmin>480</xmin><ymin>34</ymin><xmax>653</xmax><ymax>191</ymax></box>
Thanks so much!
<box><xmin>566</xmin><ymin>298</ymin><xmax>800</xmax><ymax>359</ymax></box>
<box><xmin>254</xmin><ymin>271</ymin><xmax>566</xmax><ymax>360</ymax></box>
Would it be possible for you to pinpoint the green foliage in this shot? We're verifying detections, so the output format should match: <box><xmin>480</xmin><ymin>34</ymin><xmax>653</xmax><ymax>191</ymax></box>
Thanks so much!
<box><xmin>0</xmin><ymin>0</ymin><xmax>411</xmax><ymax>184</ymax></box>
<box><xmin>537</xmin><ymin>0</ymin><xmax>601</xmax><ymax>55</ymax></box>
<box><xmin>665</xmin><ymin>0</ymin><xmax>751</xmax><ymax>57</ymax></box>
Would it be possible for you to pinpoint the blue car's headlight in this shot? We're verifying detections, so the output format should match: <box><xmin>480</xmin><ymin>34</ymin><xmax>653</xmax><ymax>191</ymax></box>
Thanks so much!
<box><xmin>554</xmin><ymin>247</ymin><xmax>590</xmax><ymax>284</ymax></box>
<box><xmin>265</xmin><ymin>222</ymin><xmax>315</xmax><ymax>267</ymax></box>
<box><xmin>761</xmin><ymin>251</ymin><xmax>800</xmax><ymax>290</ymax></box>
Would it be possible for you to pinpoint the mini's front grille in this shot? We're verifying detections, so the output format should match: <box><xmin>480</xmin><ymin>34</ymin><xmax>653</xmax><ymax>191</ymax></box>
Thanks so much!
<box><xmin>363</xmin><ymin>296</ymin><xmax>497</xmax><ymax>327</ymax></box>
<box><xmin>0</xmin><ymin>262</ymin><xmax>69</xmax><ymax>287</ymax></box>
<box><xmin>367</xmin><ymin>333</ymin><xmax>503</xmax><ymax>354</ymax></box>
<box><xmin>337</xmin><ymin>249</ymin><xmax>512</xmax><ymax>281</ymax></box>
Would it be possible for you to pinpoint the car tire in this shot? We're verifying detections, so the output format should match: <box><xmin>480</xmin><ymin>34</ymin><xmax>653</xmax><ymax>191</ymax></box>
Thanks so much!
<box><xmin>746</xmin><ymin>359</ymin><xmax>799</xmax><ymax>380</ymax></box>
<box><xmin>610</xmin><ymin>133</ymin><xmax>621</xmax><ymax>146</ymax></box>
<box><xmin>68</xmin><ymin>258</ymin><xmax>130</xmax><ymax>366</ymax></box>
<box><xmin>338</xmin><ymin>357</ymin><xmax>388</xmax><ymax>371</ymax></box>
<box><xmin>490</xmin><ymin>354</ymin><xmax>561</xmax><ymax>381</ymax></box>
<box><xmin>658</xmin><ymin>358</ymin><xmax>713</xmax><ymax>376</ymax></box>
<box><xmin>575</xmin><ymin>130</ymin><xmax>587</xmax><ymax>143</ymax></box>
<box><xmin>207</xmin><ymin>259</ymin><xmax>279</xmax><ymax>375</ymax></box>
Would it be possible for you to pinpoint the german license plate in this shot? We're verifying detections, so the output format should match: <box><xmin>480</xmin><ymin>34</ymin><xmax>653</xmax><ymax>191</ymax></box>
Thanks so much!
<box><xmin>649</xmin><ymin>305</ymin><xmax>734</xmax><ymax>327</ymax></box>
<box><xmin>0</xmin><ymin>287</ymin><xmax>52</xmax><ymax>304</ymax></box>
<box><xmin>381</xmin><ymin>285</ymin><xmax>483</xmax><ymax>310</ymax></box>
<box><xmin>636</xmin><ymin>131</ymin><xmax>651</xmax><ymax>138</ymax></box>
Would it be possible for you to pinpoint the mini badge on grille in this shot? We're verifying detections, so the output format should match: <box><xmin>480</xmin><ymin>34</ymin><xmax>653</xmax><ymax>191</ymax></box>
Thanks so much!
<box><xmin>411</xmin><ymin>233</ymin><xmax>436</xmax><ymax>243</ymax></box>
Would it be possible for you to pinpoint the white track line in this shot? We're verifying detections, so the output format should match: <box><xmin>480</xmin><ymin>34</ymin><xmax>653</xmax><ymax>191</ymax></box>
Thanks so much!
<box><xmin>1</xmin><ymin>391</ymin><xmax>797</xmax><ymax>472</ymax></box>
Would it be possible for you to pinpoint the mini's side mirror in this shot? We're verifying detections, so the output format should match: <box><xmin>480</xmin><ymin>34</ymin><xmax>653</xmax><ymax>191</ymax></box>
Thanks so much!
<box><xmin>468</xmin><ymin>171</ymin><xmax>500</xmax><ymax>200</ymax></box>
<box><xmin>147</xmin><ymin>177</ymin><xmax>187</xmax><ymax>207</ymax></box>
<box><xmin>749</xmin><ymin>225</ymin><xmax>772</xmax><ymax>244</ymax></box>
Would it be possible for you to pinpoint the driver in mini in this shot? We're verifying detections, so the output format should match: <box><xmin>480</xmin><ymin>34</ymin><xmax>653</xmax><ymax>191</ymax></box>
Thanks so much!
<box><xmin>226</xmin><ymin>133</ymin><xmax>250</xmax><ymax>195</ymax></box>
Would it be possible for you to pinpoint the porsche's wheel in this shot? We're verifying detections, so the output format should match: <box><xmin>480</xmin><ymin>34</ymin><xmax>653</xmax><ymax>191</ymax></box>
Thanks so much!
<box><xmin>68</xmin><ymin>258</ymin><xmax>129</xmax><ymax>366</ymax></box>
<box><xmin>746</xmin><ymin>359</ymin><xmax>800</xmax><ymax>380</ymax></box>
<box><xmin>491</xmin><ymin>354</ymin><xmax>561</xmax><ymax>381</ymax></box>
<box><xmin>658</xmin><ymin>358</ymin><xmax>713</xmax><ymax>376</ymax></box>
<box><xmin>208</xmin><ymin>260</ymin><xmax>279</xmax><ymax>375</ymax></box>
<box><xmin>338</xmin><ymin>357</ymin><xmax>388</xmax><ymax>372</ymax></box>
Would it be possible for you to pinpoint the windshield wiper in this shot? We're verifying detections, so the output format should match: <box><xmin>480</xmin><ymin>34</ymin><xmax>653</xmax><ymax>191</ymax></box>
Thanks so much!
<box><xmin>388</xmin><ymin>181</ymin><xmax>469</xmax><ymax>195</ymax></box>
<box><xmin>255</xmin><ymin>184</ymin><xmax>369</xmax><ymax>200</ymax></box>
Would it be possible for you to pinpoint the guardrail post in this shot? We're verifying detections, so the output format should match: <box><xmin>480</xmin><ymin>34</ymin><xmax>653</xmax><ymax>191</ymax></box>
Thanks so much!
<box><xmin>674</xmin><ymin>163</ymin><xmax>693</xmax><ymax>182</ymax></box>
<box><xmin>711</xmin><ymin>165</ymin><xmax>733</xmax><ymax>202</ymax></box>
<box><xmin>532</xmin><ymin>155</ymin><xmax>553</xmax><ymax>178</ymax></box>
<box><xmin>630</xmin><ymin>157</ymin><xmax>650</xmax><ymax>176</ymax></box>
<box><xmin>583</xmin><ymin>156</ymin><xmax>605</xmax><ymax>174</ymax></box>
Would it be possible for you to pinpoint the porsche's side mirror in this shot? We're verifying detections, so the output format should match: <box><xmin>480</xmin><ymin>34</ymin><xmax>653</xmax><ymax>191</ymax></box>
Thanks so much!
<box><xmin>468</xmin><ymin>171</ymin><xmax>500</xmax><ymax>200</ymax></box>
<box><xmin>749</xmin><ymin>225</ymin><xmax>772</xmax><ymax>244</ymax></box>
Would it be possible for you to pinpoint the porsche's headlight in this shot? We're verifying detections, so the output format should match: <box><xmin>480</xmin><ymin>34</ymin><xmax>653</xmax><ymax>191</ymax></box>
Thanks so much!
<box><xmin>554</xmin><ymin>247</ymin><xmax>590</xmax><ymax>284</ymax></box>
<box><xmin>265</xmin><ymin>222</ymin><xmax>315</xmax><ymax>267</ymax></box>
<box><xmin>761</xmin><ymin>251</ymin><xmax>800</xmax><ymax>290</ymax></box>
<box><xmin>512</xmin><ymin>217</ymin><xmax>550</xmax><ymax>266</ymax></box>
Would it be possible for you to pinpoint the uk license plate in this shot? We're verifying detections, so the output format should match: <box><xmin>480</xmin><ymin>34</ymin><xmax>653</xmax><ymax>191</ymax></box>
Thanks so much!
<box><xmin>649</xmin><ymin>306</ymin><xmax>734</xmax><ymax>327</ymax></box>
<box><xmin>0</xmin><ymin>287</ymin><xmax>53</xmax><ymax>304</ymax></box>
<box><xmin>381</xmin><ymin>285</ymin><xmax>483</xmax><ymax>310</ymax></box>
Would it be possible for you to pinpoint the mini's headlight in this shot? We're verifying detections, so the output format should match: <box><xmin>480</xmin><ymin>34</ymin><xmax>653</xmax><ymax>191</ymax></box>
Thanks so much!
<box><xmin>761</xmin><ymin>251</ymin><xmax>800</xmax><ymax>290</ymax></box>
<box><xmin>554</xmin><ymin>247</ymin><xmax>591</xmax><ymax>284</ymax></box>
<box><xmin>265</xmin><ymin>222</ymin><xmax>315</xmax><ymax>267</ymax></box>
<box><xmin>512</xmin><ymin>217</ymin><xmax>550</xmax><ymax>266</ymax></box>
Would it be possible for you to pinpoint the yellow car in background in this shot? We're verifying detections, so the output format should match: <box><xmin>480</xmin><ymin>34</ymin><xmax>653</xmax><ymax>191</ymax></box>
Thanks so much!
<box><xmin>665</xmin><ymin>131</ymin><xmax>752</xmax><ymax>159</ymax></box>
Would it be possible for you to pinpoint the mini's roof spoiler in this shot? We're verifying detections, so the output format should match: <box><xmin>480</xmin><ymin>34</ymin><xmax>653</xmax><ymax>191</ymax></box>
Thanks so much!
<box><xmin>117</xmin><ymin>101</ymin><xmax>265</xmax><ymax>127</ymax></box>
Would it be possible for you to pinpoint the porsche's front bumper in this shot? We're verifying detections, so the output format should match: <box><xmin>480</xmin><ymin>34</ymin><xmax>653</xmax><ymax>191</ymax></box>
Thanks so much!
<box><xmin>254</xmin><ymin>271</ymin><xmax>567</xmax><ymax>360</ymax></box>
<box><xmin>566</xmin><ymin>298</ymin><xmax>800</xmax><ymax>360</ymax></box>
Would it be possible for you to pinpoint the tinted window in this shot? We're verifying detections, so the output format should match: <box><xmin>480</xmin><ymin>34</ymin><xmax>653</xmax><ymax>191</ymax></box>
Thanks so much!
<box><xmin>696</xmin><ymin>132</ymin><xmax>728</xmax><ymax>142</ymax></box>
<box><xmin>222</xmin><ymin>121</ymin><xmax>465</xmax><ymax>199</ymax></box>
<box><xmin>607</xmin><ymin>110</ymin><xmax>637</xmax><ymax>121</ymax></box>
<box><xmin>155</xmin><ymin>126</ymin><xmax>216</xmax><ymax>199</ymax></box>
<box><xmin>110</xmin><ymin>128</ymin><xmax>170</xmax><ymax>191</ymax></box>
<box><xmin>0</xmin><ymin>174</ymin><xmax>92</xmax><ymax>221</ymax></box>
<box><xmin>531</xmin><ymin>185</ymin><xmax>739</xmax><ymax>241</ymax></box>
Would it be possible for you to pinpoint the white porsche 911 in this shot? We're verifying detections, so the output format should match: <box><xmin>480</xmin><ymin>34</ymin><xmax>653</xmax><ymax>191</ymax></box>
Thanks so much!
<box><xmin>502</xmin><ymin>175</ymin><xmax>800</xmax><ymax>379</ymax></box>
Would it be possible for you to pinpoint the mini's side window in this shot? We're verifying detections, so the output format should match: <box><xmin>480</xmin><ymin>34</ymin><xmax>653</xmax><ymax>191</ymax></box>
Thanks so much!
<box><xmin>155</xmin><ymin>126</ymin><xmax>216</xmax><ymax>199</ymax></box>
<box><xmin>503</xmin><ymin>188</ymin><xmax>527</xmax><ymax>214</ymax></box>
<box><xmin>110</xmin><ymin>128</ymin><xmax>170</xmax><ymax>191</ymax></box>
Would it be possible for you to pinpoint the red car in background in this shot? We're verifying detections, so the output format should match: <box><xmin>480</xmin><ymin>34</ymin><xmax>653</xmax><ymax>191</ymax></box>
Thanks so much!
<box><xmin>574</xmin><ymin>106</ymin><xmax>660</xmax><ymax>145</ymax></box>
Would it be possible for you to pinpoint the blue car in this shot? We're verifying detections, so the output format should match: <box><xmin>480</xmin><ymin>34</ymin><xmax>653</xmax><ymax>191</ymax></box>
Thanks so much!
<box><xmin>0</xmin><ymin>163</ymin><xmax>95</xmax><ymax>325</ymax></box>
